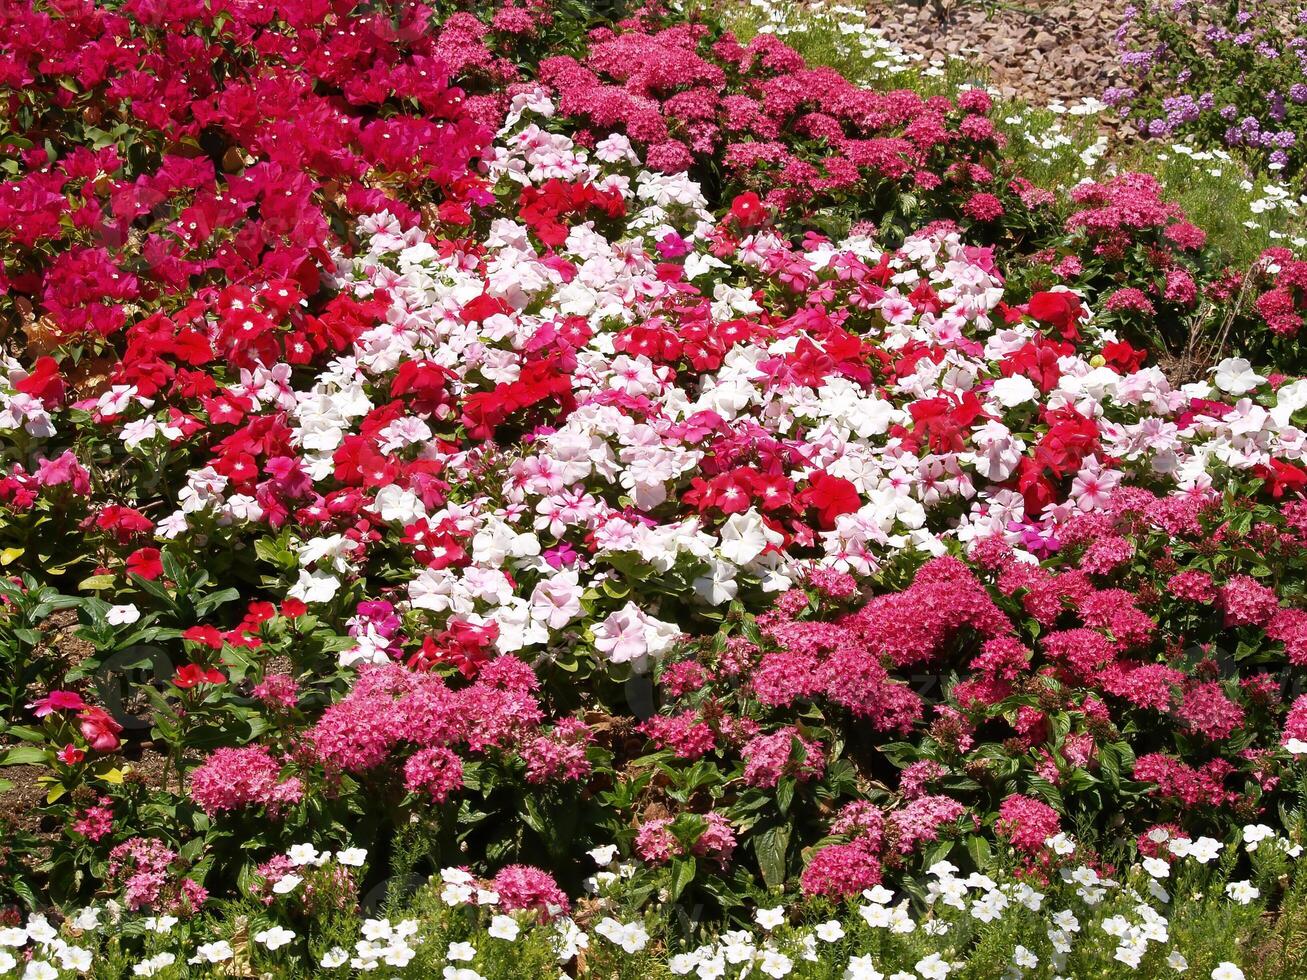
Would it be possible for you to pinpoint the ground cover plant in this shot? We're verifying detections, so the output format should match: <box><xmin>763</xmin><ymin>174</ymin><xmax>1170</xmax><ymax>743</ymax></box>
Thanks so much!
<box><xmin>1108</xmin><ymin>0</ymin><xmax>1307</xmax><ymax>182</ymax></box>
<box><xmin>4</xmin><ymin>0</ymin><xmax>1307</xmax><ymax>977</ymax></box>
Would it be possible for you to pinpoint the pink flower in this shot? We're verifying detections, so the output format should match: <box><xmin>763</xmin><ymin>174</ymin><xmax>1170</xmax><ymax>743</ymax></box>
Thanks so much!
<box><xmin>493</xmin><ymin>865</ymin><xmax>569</xmax><ymax>918</ymax></box>
<box><xmin>29</xmin><ymin>689</ymin><xmax>87</xmax><ymax>717</ymax></box>
<box><xmin>800</xmin><ymin>842</ymin><xmax>882</xmax><ymax>898</ymax></box>
<box><xmin>78</xmin><ymin>707</ymin><xmax>122</xmax><ymax>752</ymax></box>
<box><xmin>403</xmin><ymin>746</ymin><xmax>464</xmax><ymax>802</ymax></box>
<box><xmin>995</xmin><ymin>794</ymin><xmax>1061</xmax><ymax>854</ymax></box>
<box><xmin>188</xmin><ymin>745</ymin><xmax>303</xmax><ymax>816</ymax></box>
<box><xmin>1219</xmin><ymin>575</ymin><xmax>1279</xmax><ymax>626</ymax></box>
<box><xmin>740</xmin><ymin>727</ymin><xmax>824</xmax><ymax>788</ymax></box>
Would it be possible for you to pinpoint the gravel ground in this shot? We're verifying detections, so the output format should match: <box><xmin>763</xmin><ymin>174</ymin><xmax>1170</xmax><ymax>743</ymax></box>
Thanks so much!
<box><xmin>863</xmin><ymin>0</ymin><xmax>1133</xmax><ymax>106</ymax></box>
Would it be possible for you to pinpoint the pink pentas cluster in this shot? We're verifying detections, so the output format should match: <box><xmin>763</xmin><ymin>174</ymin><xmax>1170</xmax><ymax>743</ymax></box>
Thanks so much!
<box><xmin>307</xmin><ymin>658</ymin><xmax>590</xmax><ymax>807</ymax></box>
<box><xmin>740</xmin><ymin>727</ymin><xmax>825</xmax><ymax>788</ymax></box>
<box><xmin>802</xmin><ymin>791</ymin><xmax>970</xmax><ymax>898</ymax></box>
<box><xmin>1284</xmin><ymin>694</ymin><xmax>1307</xmax><ymax>746</ymax></box>
<box><xmin>252</xmin><ymin>673</ymin><xmax>300</xmax><ymax>711</ymax></box>
<box><xmin>799</xmin><ymin>842</ymin><xmax>883</xmax><ymax>899</ymax></box>
<box><xmin>107</xmin><ymin>837</ymin><xmax>206</xmax><ymax>914</ymax></box>
<box><xmin>492</xmin><ymin>865</ymin><xmax>569</xmax><ymax>918</ymax></box>
<box><xmin>72</xmin><ymin>797</ymin><xmax>114</xmax><ymax>843</ymax></box>
<box><xmin>640</xmin><ymin>711</ymin><xmax>718</xmax><ymax>760</ymax></box>
<box><xmin>188</xmin><ymin>745</ymin><xmax>305</xmax><ymax>817</ymax></box>
<box><xmin>889</xmin><ymin>795</ymin><xmax>969</xmax><ymax>853</ymax></box>
<box><xmin>995</xmin><ymin>794</ymin><xmax>1062</xmax><ymax>855</ymax></box>
<box><xmin>1177</xmin><ymin>681</ymin><xmax>1246</xmax><ymax>741</ymax></box>
<box><xmin>1255</xmin><ymin>254</ymin><xmax>1307</xmax><ymax>337</ymax></box>
<box><xmin>403</xmin><ymin>747</ymin><xmax>465</xmax><ymax>803</ymax></box>
<box><xmin>841</xmin><ymin>556</ymin><xmax>1011</xmax><ymax>668</ymax></box>
<box><xmin>1134</xmin><ymin>753</ymin><xmax>1238</xmax><ymax>809</ymax></box>
<box><xmin>1220</xmin><ymin>574</ymin><xmax>1281</xmax><ymax>627</ymax></box>
<box><xmin>522</xmin><ymin>718</ymin><xmax>593</xmax><ymax>784</ymax></box>
<box><xmin>635</xmin><ymin>812</ymin><xmax>737</xmax><ymax>867</ymax></box>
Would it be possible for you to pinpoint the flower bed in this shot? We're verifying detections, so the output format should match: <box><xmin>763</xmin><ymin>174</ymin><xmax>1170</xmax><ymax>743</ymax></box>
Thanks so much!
<box><xmin>3</xmin><ymin>1</ymin><xmax>1307</xmax><ymax>977</ymax></box>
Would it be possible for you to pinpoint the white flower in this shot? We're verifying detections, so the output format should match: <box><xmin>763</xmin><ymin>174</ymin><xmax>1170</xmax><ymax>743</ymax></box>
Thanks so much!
<box><xmin>863</xmin><ymin>885</ymin><xmax>895</xmax><ymax>905</ymax></box>
<box><xmin>1143</xmin><ymin>857</ymin><xmax>1171</xmax><ymax>879</ymax></box>
<box><xmin>106</xmin><ymin>604</ymin><xmax>141</xmax><ymax>625</ymax></box>
<box><xmin>815</xmin><ymin>920</ymin><xmax>844</xmax><ymax>942</ymax></box>
<box><xmin>254</xmin><ymin>926</ymin><xmax>296</xmax><ymax>950</ymax></box>
<box><xmin>488</xmin><ymin>915</ymin><xmax>520</xmax><ymax>941</ymax></box>
<box><xmin>287</xmin><ymin>567</ymin><xmax>340</xmax><ymax>604</ymax></box>
<box><xmin>447</xmin><ymin>942</ymin><xmax>476</xmax><ymax>961</ymax></box>
<box><xmin>588</xmin><ymin>844</ymin><xmax>619</xmax><ymax>866</ymax></box>
<box><xmin>191</xmin><ymin>941</ymin><xmax>234</xmax><ymax>964</ymax></box>
<box><xmin>990</xmin><ymin>374</ymin><xmax>1039</xmax><ymax>407</ymax></box>
<box><xmin>69</xmin><ymin>908</ymin><xmax>100</xmax><ymax>932</ymax></box>
<box><xmin>1242</xmin><ymin>824</ymin><xmax>1274</xmax><ymax>851</ymax></box>
<box><xmin>1014</xmin><ymin>945</ymin><xmax>1038</xmax><ymax>969</ymax></box>
<box><xmin>759</xmin><ymin>949</ymin><xmax>793</xmax><ymax>978</ymax></box>
<box><xmin>272</xmin><ymin>874</ymin><xmax>302</xmax><ymax>895</ymax></box>
<box><xmin>1188</xmin><ymin>837</ymin><xmax>1223</xmax><ymax>863</ymax></box>
<box><xmin>591</xmin><ymin>602</ymin><xmax>679</xmax><ymax>671</ymax></box>
<box><xmin>754</xmin><ymin>907</ymin><xmax>786</xmax><ymax>930</ymax></box>
<box><xmin>131</xmin><ymin>953</ymin><xmax>175</xmax><ymax>977</ymax></box>
<box><xmin>384</xmin><ymin>943</ymin><xmax>416</xmax><ymax>968</ymax></box>
<box><xmin>361</xmin><ymin>918</ymin><xmax>393</xmax><ymax>942</ymax></box>
<box><xmin>1212</xmin><ymin>357</ymin><xmax>1266</xmax><ymax>396</ymax></box>
<box><xmin>1168</xmin><ymin>950</ymin><xmax>1189</xmax><ymax>972</ymax></box>
<box><xmin>288</xmin><ymin>843</ymin><xmax>320</xmax><ymax>866</ymax></box>
<box><xmin>843</xmin><ymin>955</ymin><xmax>884</xmax><ymax>980</ymax></box>
<box><xmin>337</xmin><ymin>847</ymin><xmax>368</xmax><ymax>866</ymax></box>
<box><xmin>57</xmin><ymin>945</ymin><xmax>93</xmax><ymax>972</ymax></box>
<box><xmin>1210</xmin><ymin>964</ymin><xmax>1245</xmax><ymax>980</ymax></box>
<box><xmin>1047</xmin><ymin>832</ymin><xmax>1076</xmax><ymax>856</ymax></box>
<box><xmin>321</xmin><ymin>947</ymin><xmax>349</xmax><ymax>968</ymax></box>
<box><xmin>594</xmin><ymin>917</ymin><xmax>649</xmax><ymax>954</ymax></box>
<box><xmin>915</xmin><ymin>953</ymin><xmax>953</xmax><ymax>980</ymax></box>
<box><xmin>1225</xmin><ymin>880</ymin><xmax>1260</xmax><ymax>905</ymax></box>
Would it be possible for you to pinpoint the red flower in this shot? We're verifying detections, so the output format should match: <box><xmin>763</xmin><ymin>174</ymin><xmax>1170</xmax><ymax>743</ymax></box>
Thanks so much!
<box><xmin>909</xmin><ymin>391</ymin><xmax>988</xmax><ymax>454</ymax></box>
<box><xmin>1257</xmin><ymin>459</ymin><xmax>1307</xmax><ymax>499</ymax></box>
<box><xmin>58</xmin><ymin>744</ymin><xmax>86</xmax><ymax>765</ymax></box>
<box><xmin>1101</xmin><ymin>340</ymin><xmax>1146</xmax><ymax>373</ymax></box>
<box><xmin>409</xmin><ymin>620</ymin><xmax>499</xmax><ymax>678</ymax></box>
<box><xmin>182</xmin><ymin>625</ymin><xmax>225</xmax><ymax>650</ymax></box>
<box><xmin>1026</xmin><ymin>290</ymin><xmax>1085</xmax><ymax>341</ymax></box>
<box><xmin>78</xmin><ymin>707</ymin><xmax>122</xmax><ymax>752</ymax></box>
<box><xmin>729</xmin><ymin>192</ymin><xmax>765</xmax><ymax>230</ymax></box>
<box><xmin>801</xmin><ymin>473</ymin><xmax>861</xmax><ymax>530</ymax></box>
<box><xmin>174</xmin><ymin>664</ymin><xmax>226</xmax><ymax>689</ymax></box>
<box><xmin>126</xmin><ymin>547</ymin><xmax>164</xmax><ymax>580</ymax></box>
<box><xmin>280</xmin><ymin>598</ymin><xmax>308</xmax><ymax>618</ymax></box>
<box><xmin>13</xmin><ymin>356</ymin><xmax>66</xmax><ymax>406</ymax></box>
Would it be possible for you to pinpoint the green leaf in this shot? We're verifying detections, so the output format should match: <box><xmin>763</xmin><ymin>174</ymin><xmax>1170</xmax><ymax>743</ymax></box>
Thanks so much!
<box><xmin>776</xmin><ymin>776</ymin><xmax>795</xmax><ymax>815</ymax></box>
<box><xmin>669</xmin><ymin>857</ymin><xmax>697</xmax><ymax>902</ymax></box>
<box><xmin>0</xmin><ymin>746</ymin><xmax>48</xmax><ymax>766</ymax></box>
<box><xmin>966</xmin><ymin>835</ymin><xmax>991</xmax><ymax>871</ymax></box>
<box><xmin>752</xmin><ymin>823</ymin><xmax>790</xmax><ymax>890</ymax></box>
